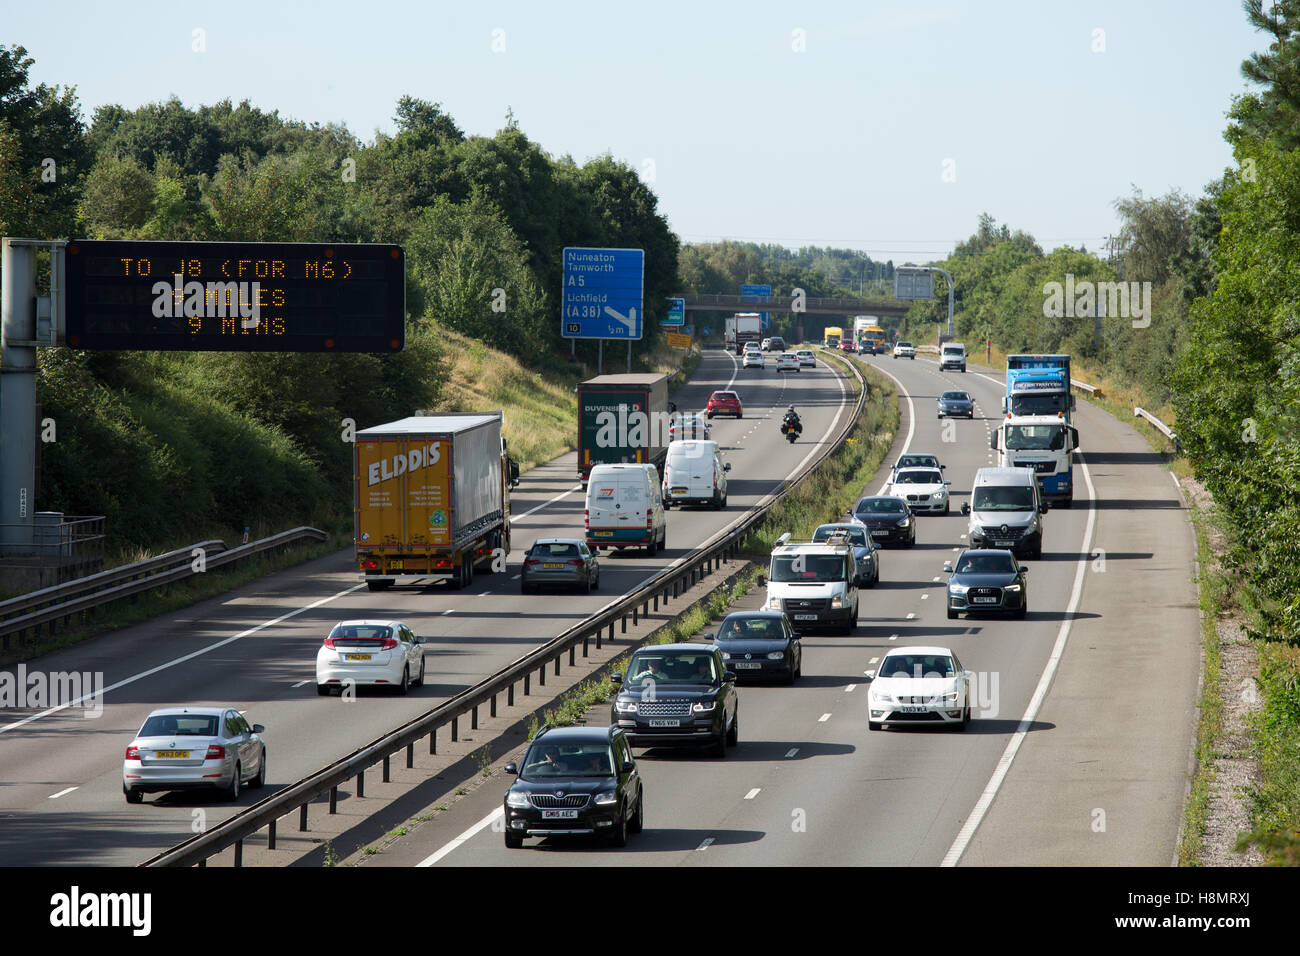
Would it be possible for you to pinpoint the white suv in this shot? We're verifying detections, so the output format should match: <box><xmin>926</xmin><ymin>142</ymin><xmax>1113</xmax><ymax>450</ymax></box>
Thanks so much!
<box><xmin>893</xmin><ymin>341</ymin><xmax>916</xmax><ymax>359</ymax></box>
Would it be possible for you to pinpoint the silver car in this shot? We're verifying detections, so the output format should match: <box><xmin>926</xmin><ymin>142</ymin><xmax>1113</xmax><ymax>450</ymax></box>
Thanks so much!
<box><xmin>123</xmin><ymin>706</ymin><xmax>266</xmax><ymax>803</ymax></box>
<box><xmin>521</xmin><ymin>538</ymin><xmax>600</xmax><ymax>594</ymax></box>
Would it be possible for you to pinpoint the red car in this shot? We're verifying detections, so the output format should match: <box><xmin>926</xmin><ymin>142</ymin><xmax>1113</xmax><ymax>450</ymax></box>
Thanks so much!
<box><xmin>706</xmin><ymin>390</ymin><xmax>743</xmax><ymax>419</ymax></box>
<box><xmin>839</xmin><ymin>340</ymin><xmax>857</xmax><ymax>353</ymax></box>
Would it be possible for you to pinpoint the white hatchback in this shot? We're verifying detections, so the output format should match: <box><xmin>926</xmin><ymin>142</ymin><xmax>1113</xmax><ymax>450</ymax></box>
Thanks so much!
<box><xmin>868</xmin><ymin>646</ymin><xmax>972</xmax><ymax>730</ymax></box>
<box><xmin>796</xmin><ymin>349</ymin><xmax>816</xmax><ymax>367</ymax></box>
<box><xmin>775</xmin><ymin>352</ymin><xmax>800</xmax><ymax>372</ymax></box>
<box><xmin>316</xmin><ymin>619</ymin><xmax>427</xmax><ymax>696</ymax></box>
<box><xmin>743</xmin><ymin>349</ymin><xmax>765</xmax><ymax>368</ymax></box>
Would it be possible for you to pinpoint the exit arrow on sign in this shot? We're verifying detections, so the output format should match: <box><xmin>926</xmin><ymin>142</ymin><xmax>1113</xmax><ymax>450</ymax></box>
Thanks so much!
<box><xmin>604</xmin><ymin>306</ymin><xmax>637</xmax><ymax>334</ymax></box>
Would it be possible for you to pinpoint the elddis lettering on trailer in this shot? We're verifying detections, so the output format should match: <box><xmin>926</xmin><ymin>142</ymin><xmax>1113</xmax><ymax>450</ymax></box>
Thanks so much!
<box><xmin>366</xmin><ymin>442</ymin><xmax>442</xmax><ymax>486</ymax></box>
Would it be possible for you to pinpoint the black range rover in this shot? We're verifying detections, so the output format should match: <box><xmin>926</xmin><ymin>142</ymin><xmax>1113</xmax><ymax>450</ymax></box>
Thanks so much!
<box><xmin>502</xmin><ymin>726</ymin><xmax>644</xmax><ymax>848</ymax></box>
<box><xmin>611</xmin><ymin>644</ymin><xmax>738</xmax><ymax>756</ymax></box>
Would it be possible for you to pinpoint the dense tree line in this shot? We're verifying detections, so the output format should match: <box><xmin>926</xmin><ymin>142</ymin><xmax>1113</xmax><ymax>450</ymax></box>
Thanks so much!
<box><xmin>0</xmin><ymin>44</ymin><xmax>678</xmax><ymax>549</ymax></box>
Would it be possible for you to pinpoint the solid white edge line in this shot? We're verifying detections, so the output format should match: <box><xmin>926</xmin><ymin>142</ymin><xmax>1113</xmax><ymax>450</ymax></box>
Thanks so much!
<box><xmin>416</xmin><ymin>806</ymin><xmax>503</xmax><ymax>867</ymax></box>
<box><xmin>512</xmin><ymin>484</ymin><xmax>581</xmax><ymax>521</ymax></box>
<box><xmin>0</xmin><ymin>583</ymin><xmax>367</xmax><ymax>735</ymax></box>
<box><xmin>866</xmin><ymin>357</ymin><xmax>917</xmax><ymax>496</ymax></box>
<box><xmin>940</xmin><ymin>451</ymin><xmax>1099</xmax><ymax>867</ymax></box>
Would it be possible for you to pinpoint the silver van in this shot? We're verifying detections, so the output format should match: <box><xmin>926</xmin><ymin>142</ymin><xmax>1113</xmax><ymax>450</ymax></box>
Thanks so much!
<box><xmin>960</xmin><ymin>466</ymin><xmax>1047</xmax><ymax>559</ymax></box>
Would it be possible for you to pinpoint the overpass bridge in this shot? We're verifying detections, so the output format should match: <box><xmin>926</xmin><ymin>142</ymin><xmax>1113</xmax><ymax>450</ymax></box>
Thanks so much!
<box><xmin>679</xmin><ymin>293</ymin><xmax>910</xmax><ymax>318</ymax></box>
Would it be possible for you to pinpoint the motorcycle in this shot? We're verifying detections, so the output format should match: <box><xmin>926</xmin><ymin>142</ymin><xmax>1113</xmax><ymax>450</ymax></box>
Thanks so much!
<box><xmin>781</xmin><ymin>418</ymin><xmax>802</xmax><ymax>443</ymax></box>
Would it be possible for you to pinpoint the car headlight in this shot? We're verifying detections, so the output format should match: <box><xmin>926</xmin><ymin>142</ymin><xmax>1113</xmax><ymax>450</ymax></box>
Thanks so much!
<box><xmin>692</xmin><ymin>701</ymin><xmax>717</xmax><ymax>712</ymax></box>
<box><xmin>506</xmin><ymin>790</ymin><xmax>531</xmax><ymax>808</ymax></box>
<box><xmin>767</xmin><ymin>597</ymin><xmax>782</xmax><ymax>610</ymax></box>
<box><xmin>766</xmin><ymin>651</ymin><xmax>785</xmax><ymax>660</ymax></box>
<box><xmin>719</xmin><ymin>651</ymin><xmax>732</xmax><ymax>660</ymax></box>
<box><xmin>949</xmin><ymin>582</ymin><xmax>968</xmax><ymax>595</ymax></box>
<box><xmin>1004</xmin><ymin>583</ymin><xmax>1021</xmax><ymax>592</ymax></box>
<box><xmin>830</xmin><ymin>595</ymin><xmax>844</xmax><ymax>609</ymax></box>
<box><xmin>594</xmin><ymin>790</ymin><xmax>618</xmax><ymax>806</ymax></box>
<box><xmin>614</xmin><ymin>699</ymin><xmax>638</xmax><ymax>714</ymax></box>
<box><xmin>897</xmin><ymin>517</ymin><xmax>912</xmax><ymax>527</ymax></box>
<box><xmin>942</xmin><ymin>692</ymin><xmax>960</xmax><ymax>703</ymax></box>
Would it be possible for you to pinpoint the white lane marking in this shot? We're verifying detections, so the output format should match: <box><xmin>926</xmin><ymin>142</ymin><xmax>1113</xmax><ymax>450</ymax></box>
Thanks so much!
<box><xmin>933</xmin><ymin>576</ymin><xmax>941</xmax><ymax>582</ymax></box>
<box><xmin>512</xmin><ymin>484</ymin><xmax>581</xmax><ymax>521</ymax></box>
<box><xmin>478</xmin><ymin>592</ymin><xmax>490</xmax><ymax>597</ymax></box>
<box><xmin>846</xmin><ymin>684</ymin><xmax>857</xmax><ymax>693</ymax></box>
<box><xmin>416</xmin><ymin>806</ymin><xmax>503</xmax><ymax>867</ymax></box>
<box><xmin>906</xmin><ymin>612</ymin><xmax>916</xmax><ymax>619</ymax></box>
<box><xmin>696</xmin><ymin>837</ymin><xmax>715</xmax><ymax>851</ymax></box>
<box><xmin>511</xmin><ymin>574</ymin><xmax>521</xmax><ymax>580</ymax></box>
<box><xmin>921</xmin><ymin>594</ymin><xmax>928</xmax><ymax>600</ymax></box>
<box><xmin>868</xmin><ymin>658</ymin><xmax>879</xmax><ymax>665</ymax></box>
<box><xmin>49</xmin><ymin>787</ymin><xmax>77</xmax><ymax>799</ymax></box>
<box><xmin>952</xmin><ymin>547</ymin><xmax>960</xmax><ymax>552</ymax></box>
<box><xmin>1171</xmin><ymin>472</ymin><xmax>1181</xmax><ymax>489</ymax></box>
<box><xmin>744</xmin><ymin>788</ymin><xmax>761</xmax><ymax>800</ymax></box>
<box><xmin>818</xmin><ymin>713</ymin><xmax>831</xmax><ymax>722</ymax></box>
<box><xmin>441</xmin><ymin>609</ymin><xmax>455</xmax><ymax>616</ymax></box>
<box><xmin>0</xmin><ymin>583</ymin><xmax>366</xmax><ymax>735</ymax></box>
<box><xmin>889</xmin><ymin>633</ymin><xmax>899</xmax><ymax>640</ymax></box>
<box><xmin>942</xmin><ymin>453</ymin><xmax>1099</xmax><ymax>867</ymax></box>
<box><xmin>291</xmin><ymin>679</ymin><xmax>311</xmax><ymax>688</ymax></box>
<box><xmin>784</xmin><ymin>747</ymin><xmax>799</xmax><ymax>758</ymax></box>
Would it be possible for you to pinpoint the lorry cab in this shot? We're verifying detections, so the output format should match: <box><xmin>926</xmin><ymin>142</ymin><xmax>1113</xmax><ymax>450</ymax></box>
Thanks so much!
<box><xmin>990</xmin><ymin>413</ymin><xmax>1079</xmax><ymax>507</ymax></box>
<box><xmin>662</xmin><ymin>440</ymin><xmax>730</xmax><ymax>510</ymax></box>
<box><xmin>585</xmin><ymin>463</ymin><xmax>667</xmax><ymax>555</ymax></box>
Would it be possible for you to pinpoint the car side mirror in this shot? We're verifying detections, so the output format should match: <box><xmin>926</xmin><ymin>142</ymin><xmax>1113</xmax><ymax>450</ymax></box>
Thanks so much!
<box><xmin>621</xmin><ymin>761</ymin><xmax>636</xmax><ymax>773</ymax></box>
<box><xmin>702</xmin><ymin>633</ymin><xmax>715</xmax><ymax>642</ymax></box>
<box><xmin>416</xmin><ymin>635</ymin><xmax>431</xmax><ymax>643</ymax></box>
<box><xmin>668</xmin><ymin>401</ymin><xmax>677</xmax><ymax>413</ymax></box>
<box><xmin>1040</xmin><ymin>503</ymin><xmax>1048</xmax><ymax>514</ymax></box>
<box><xmin>252</xmin><ymin>724</ymin><xmax>265</xmax><ymax>734</ymax></box>
<box><xmin>943</xmin><ymin>564</ymin><xmax>953</xmax><ymax>573</ymax></box>
<box><xmin>989</xmin><ymin>433</ymin><xmax>998</xmax><ymax>450</ymax></box>
<box><xmin>611</xmin><ymin>673</ymin><xmax>623</xmax><ymax>684</ymax></box>
<box><xmin>724</xmin><ymin>671</ymin><xmax>737</xmax><ymax>683</ymax></box>
<box><xmin>1020</xmin><ymin>566</ymin><xmax>1029</xmax><ymax>574</ymax></box>
<box><xmin>724</xmin><ymin>463</ymin><xmax>731</xmax><ymax>472</ymax></box>
<box><xmin>961</xmin><ymin>502</ymin><xmax>970</xmax><ymax>515</ymax></box>
<box><xmin>505</xmin><ymin>762</ymin><xmax>518</xmax><ymax>775</ymax></box>
<box><xmin>944</xmin><ymin>480</ymin><xmax>952</xmax><ymax>486</ymax></box>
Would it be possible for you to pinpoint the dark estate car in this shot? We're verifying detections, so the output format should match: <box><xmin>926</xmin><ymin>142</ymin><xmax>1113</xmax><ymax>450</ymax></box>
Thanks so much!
<box><xmin>813</xmin><ymin>522</ymin><xmax>880</xmax><ymax>586</ymax></box>
<box><xmin>502</xmin><ymin>726</ymin><xmax>644</xmax><ymax>848</ymax></box>
<box><xmin>944</xmin><ymin>548</ymin><xmax>1029</xmax><ymax>619</ymax></box>
<box><xmin>708</xmin><ymin>611</ymin><xmax>802</xmax><ymax>684</ymax></box>
<box><xmin>611</xmin><ymin>644</ymin><xmax>738</xmax><ymax>756</ymax></box>
<box><xmin>937</xmin><ymin>390</ymin><xmax>975</xmax><ymax>419</ymax></box>
<box><xmin>521</xmin><ymin>538</ymin><xmax>599</xmax><ymax>594</ymax></box>
<box><xmin>852</xmin><ymin>496</ymin><xmax>917</xmax><ymax>548</ymax></box>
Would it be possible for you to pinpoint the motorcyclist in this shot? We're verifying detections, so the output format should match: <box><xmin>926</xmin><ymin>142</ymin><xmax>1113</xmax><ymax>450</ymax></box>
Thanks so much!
<box><xmin>782</xmin><ymin>406</ymin><xmax>802</xmax><ymax>432</ymax></box>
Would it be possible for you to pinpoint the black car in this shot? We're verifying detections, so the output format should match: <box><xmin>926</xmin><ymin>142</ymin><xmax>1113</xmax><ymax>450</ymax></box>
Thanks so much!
<box><xmin>944</xmin><ymin>548</ymin><xmax>1029</xmax><ymax>619</ymax></box>
<box><xmin>708</xmin><ymin>611</ymin><xmax>802</xmax><ymax>684</ymax></box>
<box><xmin>937</xmin><ymin>390</ymin><xmax>975</xmax><ymax>419</ymax></box>
<box><xmin>813</xmin><ymin>522</ymin><xmax>880</xmax><ymax>586</ymax></box>
<box><xmin>611</xmin><ymin>644</ymin><xmax>738</xmax><ymax>756</ymax></box>
<box><xmin>852</xmin><ymin>496</ymin><xmax>916</xmax><ymax>548</ymax></box>
<box><xmin>502</xmin><ymin>725</ymin><xmax>644</xmax><ymax>848</ymax></box>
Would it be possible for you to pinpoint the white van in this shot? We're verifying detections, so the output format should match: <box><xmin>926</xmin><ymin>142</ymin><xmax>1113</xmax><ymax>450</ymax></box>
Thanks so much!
<box><xmin>960</xmin><ymin>466</ymin><xmax>1046</xmax><ymax>558</ymax></box>
<box><xmin>662</xmin><ymin>440</ymin><xmax>730</xmax><ymax>510</ymax></box>
<box><xmin>764</xmin><ymin>534</ymin><xmax>859</xmax><ymax>634</ymax></box>
<box><xmin>940</xmin><ymin>342</ymin><xmax>967</xmax><ymax>372</ymax></box>
<box><xmin>585</xmin><ymin>463</ymin><xmax>667</xmax><ymax>555</ymax></box>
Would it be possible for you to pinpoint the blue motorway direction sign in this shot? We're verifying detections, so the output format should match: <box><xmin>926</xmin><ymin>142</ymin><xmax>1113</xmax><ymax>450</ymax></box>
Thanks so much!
<box><xmin>740</xmin><ymin>283</ymin><xmax>771</xmax><ymax>330</ymax></box>
<box><xmin>663</xmin><ymin>297</ymin><xmax>685</xmax><ymax>326</ymax></box>
<box><xmin>562</xmin><ymin>247</ymin><xmax>644</xmax><ymax>340</ymax></box>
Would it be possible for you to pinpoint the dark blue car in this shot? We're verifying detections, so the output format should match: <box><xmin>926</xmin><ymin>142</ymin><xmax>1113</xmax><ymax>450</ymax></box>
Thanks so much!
<box><xmin>937</xmin><ymin>390</ymin><xmax>975</xmax><ymax>419</ymax></box>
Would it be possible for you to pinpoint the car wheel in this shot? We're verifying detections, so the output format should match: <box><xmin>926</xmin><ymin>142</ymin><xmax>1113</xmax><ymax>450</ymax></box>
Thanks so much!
<box><xmin>907</xmin><ymin>532</ymin><xmax>916</xmax><ymax>548</ymax></box>
<box><xmin>1016</xmin><ymin>601</ymin><xmax>1028</xmax><ymax>620</ymax></box>
<box><xmin>795</xmin><ymin>654</ymin><xmax>802</xmax><ymax>679</ymax></box>
<box><xmin>582</xmin><ymin>572</ymin><xmax>591</xmax><ymax>594</ymax></box>
<box><xmin>947</xmin><ymin>607</ymin><xmax>957</xmax><ymax>620</ymax></box>
<box><xmin>250</xmin><ymin>747</ymin><xmax>267</xmax><ymax>788</ymax></box>
<box><xmin>413</xmin><ymin>654</ymin><xmax>426</xmax><ymax>687</ymax></box>
<box><xmin>868</xmin><ymin>720</ymin><xmax>881</xmax><ymax>731</ymax></box>
<box><xmin>785</xmin><ymin>664</ymin><xmax>796</xmax><ymax>686</ymax></box>
<box><xmin>316</xmin><ymin>684</ymin><xmax>330</xmax><ymax>696</ymax></box>
<box><xmin>726</xmin><ymin>710</ymin><xmax>739</xmax><ymax>746</ymax></box>
<box><xmin>223</xmin><ymin>763</ymin><xmax>241</xmax><ymax>802</ymax></box>
<box><xmin>629</xmin><ymin>792</ymin><xmax>645</xmax><ymax>834</ymax></box>
<box><xmin>397</xmin><ymin>666</ymin><xmax>410</xmax><ymax>696</ymax></box>
<box><xmin>124</xmin><ymin>785</ymin><xmax>143</xmax><ymax>805</ymax></box>
<box><xmin>958</xmin><ymin>705</ymin><xmax>971</xmax><ymax>731</ymax></box>
<box><xmin>366</xmin><ymin>580</ymin><xmax>391</xmax><ymax>592</ymax></box>
<box><xmin>944</xmin><ymin>500</ymin><xmax>950</xmax><ymax>515</ymax></box>
<box><xmin>504</xmin><ymin>829</ymin><xmax>524</xmax><ymax>849</ymax></box>
<box><xmin>608</xmin><ymin>803</ymin><xmax>629</xmax><ymax>847</ymax></box>
<box><xmin>592</xmin><ymin>570</ymin><xmax>599</xmax><ymax>590</ymax></box>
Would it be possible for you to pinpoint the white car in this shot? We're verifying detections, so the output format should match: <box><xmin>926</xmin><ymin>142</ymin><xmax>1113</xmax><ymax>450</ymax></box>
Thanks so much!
<box><xmin>743</xmin><ymin>349</ymin><xmax>765</xmax><ymax>368</ymax></box>
<box><xmin>796</xmin><ymin>349</ymin><xmax>816</xmax><ymax>368</ymax></box>
<box><xmin>868</xmin><ymin>646</ymin><xmax>972</xmax><ymax>730</ymax></box>
<box><xmin>123</xmin><ymin>706</ymin><xmax>266</xmax><ymax>803</ymax></box>
<box><xmin>888</xmin><ymin>466</ymin><xmax>951</xmax><ymax>514</ymax></box>
<box><xmin>775</xmin><ymin>352</ymin><xmax>800</xmax><ymax>372</ymax></box>
<box><xmin>893</xmin><ymin>341</ymin><xmax>916</xmax><ymax>359</ymax></box>
<box><xmin>316</xmin><ymin>619</ymin><xmax>427</xmax><ymax>695</ymax></box>
<box><xmin>668</xmin><ymin>413</ymin><xmax>711</xmax><ymax>441</ymax></box>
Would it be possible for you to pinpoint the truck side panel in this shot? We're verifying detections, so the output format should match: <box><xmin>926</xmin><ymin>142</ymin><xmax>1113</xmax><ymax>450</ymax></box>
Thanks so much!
<box><xmin>450</xmin><ymin>419</ymin><xmax>504</xmax><ymax>541</ymax></box>
<box><xmin>579</xmin><ymin>388</ymin><xmax>652</xmax><ymax>474</ymax></box>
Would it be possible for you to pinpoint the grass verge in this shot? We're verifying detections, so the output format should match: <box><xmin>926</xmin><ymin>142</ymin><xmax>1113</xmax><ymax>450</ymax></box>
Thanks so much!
<box><xmin>1239</xmin><ymin>643</ymin><xmax>1300</xmax><ymax>864</ymax></box>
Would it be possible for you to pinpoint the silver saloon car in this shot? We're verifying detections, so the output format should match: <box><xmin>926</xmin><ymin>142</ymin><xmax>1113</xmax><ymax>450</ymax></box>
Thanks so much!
<box><xmin>123</xmin><ymin>706</ymin><xmax>266</xmax><ymax>803</ymax></box>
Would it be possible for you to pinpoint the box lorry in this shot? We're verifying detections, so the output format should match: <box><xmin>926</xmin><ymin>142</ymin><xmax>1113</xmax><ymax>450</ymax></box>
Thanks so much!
<box><xmin>577</xmin><ymin>373</ymin><xmax>675</xmax><ymax>483</ymax></box>
<box><xmin>1004</xmin><ymin>354</ymin><xmax>1074</xmax><ymax>423</ymax></box>
<box><xmin>732</xmin><ymin>313</ymin><xmax>762</xmax><ymax>354</ymax></box>
<box><xmin>354</xmin><ymin>412</ymin><xmax>519</xmax><ymax>591</ymax></box>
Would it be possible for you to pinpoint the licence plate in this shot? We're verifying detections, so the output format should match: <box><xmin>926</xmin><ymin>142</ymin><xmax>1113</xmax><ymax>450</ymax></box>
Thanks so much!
<box><xmin>542</xmin><ymin>563</ymin><xmax>564</xmax><ymax>569</ymax></box>
<box><xmin>388</xmin><ymin>560</ymin><xmax>403</xmax><ymax>570</ymax></box>
<box><xmin>672</xmin><ymin>487</ymin><xmax>689</xmax><ymax>495</ymax></box>
<box><xmin>994</xmin><ymin>540</ymin><xmax>1014</xmax><ymax>548</ymax></box>
<box><xmin>900</xmin><ymin>706</ymin><xmax>929</xmax><ymax>713</ymax></box>
<box><xmin>345</xmin><ymin>653</ymin><xmax>373</xmax><ymax>661</ymax></box>
<box><xmin>794</xmin><ymin>614</ymin><xmax>818</xmax><ymax>621</ymax></box>
<box><xmin>647</xmin><ymin>719</ymin><xmax>680</xmax><ymax>728</ymax></box>
<box><xmin>972</xmin><ymin>596</ymin><xmax>998</xmax><ymax>604</ymax></box>
<box><xmin>541</xmin><ymin>809</ymin><xmax>578</xmax><ymax>820</ymax></box>
<box><xmin>733</xmin><ymin>662</ymin><xmax>762</xmax><ymax>670</ymax></box>
<box><xmin>154</xmin><ymin>750</ymin><xmax>189</xmax><ymax>759</ymax></box>
<box><xmin>593</xmin><ymin>531</ymin><xmax>613</xmax><ymax>537</ymax></box>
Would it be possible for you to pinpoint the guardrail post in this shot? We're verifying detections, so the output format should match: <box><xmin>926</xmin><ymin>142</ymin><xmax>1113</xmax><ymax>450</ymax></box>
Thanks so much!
<box><xmin>608</xmin><ymin>621</ymin><xmax>614</xmax><ymax>642</ymax></box>
<box><xmin>300</xmin><ymin>804</ymin><xmax>309</xmax><ymax>831</ymax></box>
<box><xmin>490</xmin><ymin>694</ymin><xmax>498</xmax><ymax>718</ymax></box>
<box><xmin>583</xmin><ymin>635</ymin><xmax>589</xmax><ymax>657</ymax></box>
<box><xmin>430</xmin><ymin>728</ymin><xmax>437</xmax><ymax>755</ymax></box>
<box><xmin>569</xmin><ymin>646</ymin><xmax>575</xmax><ymax>666</ymax></box>
<box><xmin>268</xmin><ymin>820</ymin><xmax>276</xmax><ymax>850</ymax></box>
<box><xmin>451</xmin><ymin>717</ymin><xmax>459</xmax><ymax>742</ymax></box>
<box><xmin>330</xmin><ymin>786</ymin><xmax>338</xmax><ymax>814</ymax></box>
<box><xmin>407</xmin><ymin>742</ymin><xmax>414</xmax><ymax>768</ymax></box>
<box><xmin>653</xmin><ymin>594</ymin><xmax>658</xmax><ymax>612</ymax></box>
<box><xmin>595</xmin><ymin>627</ymin><xmax>602</xmax><ymax>650</ymax></box>
<box><xmin>234</xmin><ymin>839</ymin><xmax>242</xmax><ymax>867</ymax></box>
<box><xmin>382</xmin><ymin>755</ymin><xmax>390</xmax><ymax>783</ymax></box>
<box><xmin>508</xmin><ymin>683</ymin><xmax>515</xmax><ymax>706</ymax></box>
<box><xmin>554</xmin><ymin>656</ymin><xmax>561</xmax><ymax>676</ymax></box>
<box><xmin>632</xmin><ymin>606</ymin><xmax>638</xmax><ymax>626</ymax></box>
<box><xmin>621</xmin><ymin>615</ymin><xmax>627</xmax><ymax>634</ymax></box>
<box><xmin>357</xmin><ymin>770</ymin><xmax>365</xmax><ymax>798</ymax></box>
<box><xmin>198</xmin><ymin>857</ymin><xmax>205</xmax><ymax>868</ymax></box>
<box><xmin>539</xmin><ymin>664</ymin><xmax>546</xmax><ymax>687</ymax></box>
<box><xmin>472</xmin><ymin>705</ymin><xmax>479</xmax><ymax>730</ymax></box>
<box><xmin>524</xmin><ymin>673</ymin><xmax>530</xmax><ymax>695</ymax></box>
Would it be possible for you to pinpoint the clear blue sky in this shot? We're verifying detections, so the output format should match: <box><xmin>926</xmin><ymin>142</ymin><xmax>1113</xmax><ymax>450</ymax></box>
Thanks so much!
<box><xmin>11</xmin><ymin>0</ymin><xmax>1264</xmax><ymax>265</ymax></box>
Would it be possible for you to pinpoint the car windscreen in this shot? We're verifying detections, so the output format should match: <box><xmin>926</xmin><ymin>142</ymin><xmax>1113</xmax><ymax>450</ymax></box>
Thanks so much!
<box><xmin>896</xmin><ymin>470</ymin><xmax>942</xmax><ymax>485</ymax></box>
<box><xmin>897</xmin><ymin>456</ymin><xmax>937</xmax><ymax>469</ymax></box>
<box><xmin>625</xmin><ymin>653</ymin><xmax>717</xmax><ymax>685</ymax></box>
<box><xmin>521</xmin><ymin>743</ymin><xmax>615</xmax><ymax>778</ymax></box>
<box><xmin>717</xmin><ymin>617</ymin><xmax>784</xmax><ymax>641</ymax></box>
<box><xmin>855</xmin><ymin>498</ymin><xmax>904</xmax><ymax>514</ymax></box>
<box><xmin>814</xmin><ymin>526</ymin><xmax>867</xmax><ymax>546</ymax></box>
<box><xmin>1004</xmin><ymin>425</ymin><xmax>1065</xmax><ymax>450</ymax></box>
<box><xmin>879</xmin><ymin>655</ymin><xmax>957</xmax><ymax>679</ymax></box>
<box><xmin>955</xmin><ymin>553</ymin><xmax>1016</xmax><ymax>574</ymax></box>
<box><xmin>140</xmin><ymin>714</ymin><xmax>220</xmax><ymax>737</ymax></box>
<box><xmin>972</xmin><ymin>485</ymin><xmax>1034</xmax><ymax>511</ymax></box>
<box><xmin>770</xmin><ymin>553</ymin><xmax>847</xmax><ymax>582</ymax></box>
<box><xmin>941</xmin><ymin>391</ymin><xmax>970</xmax><ymax>401</ymax></box>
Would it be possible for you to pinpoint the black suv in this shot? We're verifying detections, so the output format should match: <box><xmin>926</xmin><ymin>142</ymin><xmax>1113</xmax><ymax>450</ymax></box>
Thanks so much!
<box><xmin>502</xmin><ymin>726</ymin><xmax>643</xmax><ymax>848</ymax></box>
<box><xmin>611</xmin><ymin>643</ymin><xmax>738</xmax><ymax>756</ymax></box>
